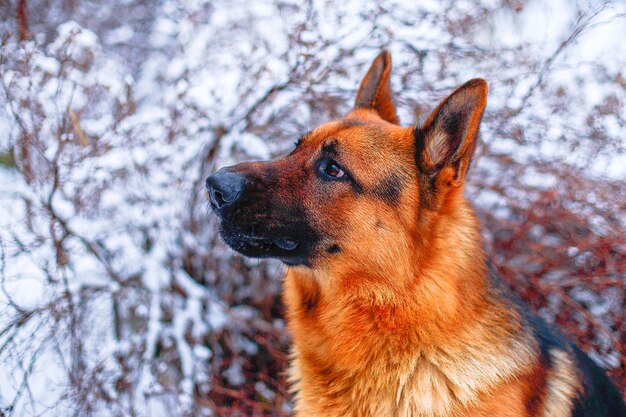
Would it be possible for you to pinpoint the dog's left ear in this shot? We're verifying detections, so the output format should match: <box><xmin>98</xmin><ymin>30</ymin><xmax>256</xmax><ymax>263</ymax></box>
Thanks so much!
<box><xmin>415</xmin><ymin>79</ymin><xmax>487</xmax><ymax>187</ymax></box>
<box><xmin>354</xmin><ymin>50</ymin><xmax>399</xmax><ymax>124</ymax></box>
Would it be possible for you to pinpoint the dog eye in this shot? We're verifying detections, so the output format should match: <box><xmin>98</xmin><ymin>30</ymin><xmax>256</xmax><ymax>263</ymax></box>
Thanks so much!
<box><xmin>318</xmin><ymin>159</ymin><xmax>345</xmax><ymax>179</ymax></box>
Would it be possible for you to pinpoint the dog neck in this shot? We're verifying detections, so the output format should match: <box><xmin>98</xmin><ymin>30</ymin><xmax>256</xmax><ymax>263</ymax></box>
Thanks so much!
<box><xmin>294</xmin><ymin>188</ymin><xmax>490</xmax><ymax>323</ymax></box>
<box><xmin>283</xmin><ymin>193</ymin><xmax>538</xmax><ymax>416</ymax></box>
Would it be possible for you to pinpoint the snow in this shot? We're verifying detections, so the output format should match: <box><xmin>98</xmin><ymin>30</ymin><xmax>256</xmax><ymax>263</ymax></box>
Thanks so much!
<box><xmin>223</xmin><ymin>357</ymin><xmax>245</xmax><ymax>386</ymax></box>
<box><xmin>106</xmin><ymin>25</ymin><xmax>135</xmax><ymax>45</ymax></box>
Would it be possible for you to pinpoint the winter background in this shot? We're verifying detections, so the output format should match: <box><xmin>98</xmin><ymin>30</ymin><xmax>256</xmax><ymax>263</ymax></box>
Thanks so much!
<box><xmin>0</xmin><ymin>0</ymin><xmax>624</xmax><ymax>416</ymax></box>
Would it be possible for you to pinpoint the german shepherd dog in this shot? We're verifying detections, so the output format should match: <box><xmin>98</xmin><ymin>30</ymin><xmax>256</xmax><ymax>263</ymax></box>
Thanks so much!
<box><xmin>206</xmin><ymin>52</ymin><xmax>625</xmax><ymax>416</ymax></box>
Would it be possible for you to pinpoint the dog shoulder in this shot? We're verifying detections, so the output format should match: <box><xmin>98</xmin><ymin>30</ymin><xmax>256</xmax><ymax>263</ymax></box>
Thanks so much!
<box><xmin>516</xmin><ymin>294</ymin><xmax>624</xmax><ymax>416</ymax></box>
<box><xmin>487</xmin><ymin>266</ymin><xmax>625</xmax><ymax>417</ymax></box>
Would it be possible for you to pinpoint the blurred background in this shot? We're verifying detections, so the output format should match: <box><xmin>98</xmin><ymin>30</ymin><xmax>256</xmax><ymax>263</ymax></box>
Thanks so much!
<box><xmin>0</xmin><ymin>0</ymin><xmax>624</xmax><ymax>416</ymax></box>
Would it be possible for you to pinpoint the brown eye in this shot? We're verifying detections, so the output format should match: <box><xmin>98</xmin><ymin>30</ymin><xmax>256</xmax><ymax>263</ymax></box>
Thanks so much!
<box><xmin>325</xmin><ymin>163</ymin><xmax>344</xmax><ymax>177</ymax></box>
<box><xmin>318</xmin><ymin>159</ymin><xmax>346</xmax><ymax>180</ymax></box>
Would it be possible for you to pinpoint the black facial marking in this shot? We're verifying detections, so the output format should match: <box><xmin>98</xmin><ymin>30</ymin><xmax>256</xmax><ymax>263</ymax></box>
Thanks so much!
<box><xmin>321</xmin><ymin>140</ymin><xmax>339</xmax><ymax>157</ymax></box>
<box><xmin>351</xmin><ymin>179</ymin><xmax>364</xmax><ymax>194</ymax></box>
<box><xmin>373</xmin><ymin>172</ymin><xmax>404</xmax><ymax>206</ymax></box>
<box><xmin>326</xmin><ymin>244</ymin><xmax>341</xmax><ymax>254</ymax></box>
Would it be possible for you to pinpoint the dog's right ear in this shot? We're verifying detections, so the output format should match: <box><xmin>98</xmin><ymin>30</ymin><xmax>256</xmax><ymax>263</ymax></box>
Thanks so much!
<box><xmin>354</xmin><ymin>51</ymin><xmax>399</xmax><ymax>125</ymax></box>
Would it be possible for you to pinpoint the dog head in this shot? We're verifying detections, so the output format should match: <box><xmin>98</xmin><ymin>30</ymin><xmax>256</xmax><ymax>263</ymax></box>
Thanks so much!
<box><xmin>207</xmin><ymin>51</ymin><xmax>487</xmax><ymax>271</ymax></box>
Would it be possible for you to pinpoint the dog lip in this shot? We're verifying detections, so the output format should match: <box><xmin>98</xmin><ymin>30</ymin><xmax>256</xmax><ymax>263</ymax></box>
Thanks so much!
<box><xmin>233</xmin><ymin>234</ymin><xmax>299</xmax><ymax>251</ymax></box>
<box><xmin>273</xmin><ymin>237</ymin><xmax>299</xmax><ymax>251</ymax></box>
<box><xmin>228</xmin><ymin>233</ymin><xmax>300</xmax><ymax>253</ymax></box>
<box><xmin>279</xmin><ymin>256</ymin><xmax>308</xmax><ymax>267</ymax></box>
<box><xmin>217</xmin><ymin>221</ymin><xmax>311</xmax><ymax>265</ymax></box>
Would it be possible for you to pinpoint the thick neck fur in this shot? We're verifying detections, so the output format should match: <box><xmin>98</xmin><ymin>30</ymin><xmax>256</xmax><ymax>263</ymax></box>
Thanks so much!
<box><xmin>283</xmin><ymin>189</ymin><xmax>539</xmax><ymax>417</ymax></box>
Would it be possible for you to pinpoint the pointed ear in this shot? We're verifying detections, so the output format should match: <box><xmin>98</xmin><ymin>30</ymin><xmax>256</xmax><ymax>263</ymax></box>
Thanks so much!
<box><xmin>415</xmin><ymin>79</ymin><xmax>487</xmax><ymax>186</ymax></box>
<box><xmin>354</xmin><ymin>50</ymin><xmax>399</xmax><ymax>124</ymax></box>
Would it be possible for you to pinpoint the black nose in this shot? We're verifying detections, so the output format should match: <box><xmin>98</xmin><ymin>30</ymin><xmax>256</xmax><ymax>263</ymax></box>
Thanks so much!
<box><xmin>206</xmin><ymin>169</ymin><xmax>245</xmax><ymax>210</ymax></box>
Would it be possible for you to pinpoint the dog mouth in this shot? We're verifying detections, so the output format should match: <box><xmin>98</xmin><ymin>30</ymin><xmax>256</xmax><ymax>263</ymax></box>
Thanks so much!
<box><xmin>219</xmin><ymin>227</ymin><xmax>309</xmax><ymax>266</ymax></box>
<box><xmin>234</xmin><ymin>234</ymin><xmax>299</xmax><ymax>252</ymax></box>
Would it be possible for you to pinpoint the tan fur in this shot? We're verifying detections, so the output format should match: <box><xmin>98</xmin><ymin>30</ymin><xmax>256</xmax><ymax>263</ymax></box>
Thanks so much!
<box><xmin>261</xmin><ymin>54</ymin><xmax>585</xmax><ymax>416</ymax></box>
<box><xmin>541</xmin><ymin>349</ymin><xmax>580</xmax><ymax>417</ymax></box>
<box><xmin>284</xmin><ymin>193</ymin><xmax>540</xmax><ymax>417</ymax></box>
